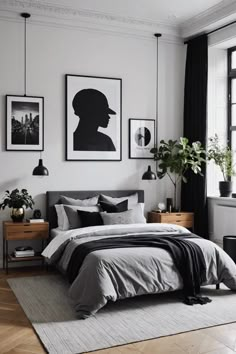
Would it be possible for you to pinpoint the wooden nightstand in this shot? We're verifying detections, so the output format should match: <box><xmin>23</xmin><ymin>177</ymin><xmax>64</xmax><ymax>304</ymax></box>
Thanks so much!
<box><xmin>148</xmin><ymin>212</ymin><xmax>194</xmax><ymax>230</ymax></box>
<box><xmin>2</xmin><ymin>221</ymin><xmax>49</xmax><ymax>273</ymax></box>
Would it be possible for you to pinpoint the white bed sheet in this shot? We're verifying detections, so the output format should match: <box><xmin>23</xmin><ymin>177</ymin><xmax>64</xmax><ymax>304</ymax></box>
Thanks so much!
<box><xmin>50</xmin><ymin>227</ymin><xmax>65</xmax><ymax>239</ymax></box>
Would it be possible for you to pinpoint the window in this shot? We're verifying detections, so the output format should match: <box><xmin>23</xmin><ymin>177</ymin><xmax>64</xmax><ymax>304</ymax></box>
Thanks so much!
<box><xmin>228</xmin><ymin>47</ymin><xmax>236</xmax><ymax>160</ymax></box>
<box><xmin>207</xmin><ymin>47</ymin><xmax>227</xmax><ymax>196</ymax></box>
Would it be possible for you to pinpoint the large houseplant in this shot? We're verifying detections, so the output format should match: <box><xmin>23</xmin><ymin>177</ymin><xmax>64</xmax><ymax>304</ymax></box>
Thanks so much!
<box><xmin>0</xmin><ymin>188</ymin><xmax>34</xmax><ymax>222</ymax></box>
<box><xmin>208</xmin><ymin>135</ymin><xmax>235</xmax><ymax>197</ymax></box>
<box><xmin>150</xmin><ymin>137</ymin><xmax>206</xmax><ymax>210</ymax></box>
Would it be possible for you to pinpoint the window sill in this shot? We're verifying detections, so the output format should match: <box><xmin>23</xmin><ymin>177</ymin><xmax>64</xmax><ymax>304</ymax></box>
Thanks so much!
<box><xmin>207</xmin><ymin>196</ymin><xmax>236</xmax><ymax>204</ymax></box>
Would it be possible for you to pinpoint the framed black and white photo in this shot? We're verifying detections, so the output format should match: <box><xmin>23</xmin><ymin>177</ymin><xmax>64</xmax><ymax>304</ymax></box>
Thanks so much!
<box><xmin>66</xmin><ymin>74</ymin><xmax>122</xmax><ymax>161</ymax></box>
<box><xmin>6</xmin><ymin>95</ymin><xmax>44</xmax><ymax>151</ymax></box>
<box><xmin>129</xmin><ymin>119</ymin><xmax>155</xmax><ymax>159</ymax></box>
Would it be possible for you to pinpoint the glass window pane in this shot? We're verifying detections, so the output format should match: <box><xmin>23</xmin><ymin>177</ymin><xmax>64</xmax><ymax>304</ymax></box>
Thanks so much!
<box><xmin>232</xmin><ymin>105</ymin><xmax>236</xmax><ymax>126</ymax></box>
<box><xmin>232</xmin><ymin>51</ymin><xmax>236</xmax><ymax>69</ymax></box>
<box><xmin>232</xmin><ymin>79</ymin><xmax>236</xmax><ymax>103</ymax></box>
<box><xmin>231</xmin><ymin>131</ymin><xmax>236</xmax><ymax>167</ymax></box>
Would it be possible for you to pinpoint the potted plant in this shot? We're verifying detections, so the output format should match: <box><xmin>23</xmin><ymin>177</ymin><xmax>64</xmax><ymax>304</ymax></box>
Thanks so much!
<box><xmin>208</xmin><ymin>135</ymin><xmax>235</xmax><ymax>197</ymax></box>
<box><xmin>150</xmin><ymin>137</ymin><xmax>206</xmax><ymax>210</ymax></box>
<box><xmin>0</xmin><ymin>188</ymin><xmax>34</xmax><ymax>222</ymax></box>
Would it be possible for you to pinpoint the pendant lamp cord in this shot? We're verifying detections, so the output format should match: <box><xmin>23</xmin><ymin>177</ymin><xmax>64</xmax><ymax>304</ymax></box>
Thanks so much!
<box><xmin>154</xmin><ymin>33</ymin><xmax>162</xmax><ymax>172</ymax></box>
<box><xmin>24</xmin><ymin>16</ymin><xmax>27</xmax><ymax>96</ymax></box>
<box><xmin>21</xmin><ymin>13</ymin><xmax>31</xmax><ymax>96</ymax></box>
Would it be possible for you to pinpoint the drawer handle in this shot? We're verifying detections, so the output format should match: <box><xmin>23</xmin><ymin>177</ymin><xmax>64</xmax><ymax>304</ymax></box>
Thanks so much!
<box><xmin>176</xmin><ymin>214</ymin><xmax>182</xmax><ymax>216</ymax></box>
<box><xmin>176</xmin><ymin>220</ymin><xmax>181</xmax><ymax>222</ymax></box>
<box><xmin>24</xmin><ymin>231</ymin><xmax>33</xmax><ymax>233</ymax></box>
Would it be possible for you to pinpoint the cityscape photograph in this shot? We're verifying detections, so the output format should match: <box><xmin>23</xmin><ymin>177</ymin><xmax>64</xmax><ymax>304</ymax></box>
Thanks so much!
<box><xmin>11</xmin><ymin>101</ymin><xmax>40</xmax><ymax>145</ymax></box>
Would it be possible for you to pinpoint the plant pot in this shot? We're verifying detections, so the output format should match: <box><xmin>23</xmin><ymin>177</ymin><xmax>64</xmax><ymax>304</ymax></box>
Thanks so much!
<box><xmin>219</xmin><ymin>181</ymin><xmax>232</xmax><ymax>197</ymax></box>
<box><xmin>11</xmin><ymin>208</ymin><xmax>24</xmax><ymax>222</ymax></box>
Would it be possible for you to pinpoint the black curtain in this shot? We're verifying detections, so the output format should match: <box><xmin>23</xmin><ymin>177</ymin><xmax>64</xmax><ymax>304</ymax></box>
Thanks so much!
<box><xmin>181</xmin><ymin>34</ymin><xmax>208</xmax><ymax>238</ymax></box>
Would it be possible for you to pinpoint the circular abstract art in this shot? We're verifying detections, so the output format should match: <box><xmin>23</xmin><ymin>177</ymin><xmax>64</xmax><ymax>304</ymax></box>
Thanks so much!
<box><xmin>134</xmin><ymin>127</ymin><xmax>151</xmax><ymax>146</ymax></box>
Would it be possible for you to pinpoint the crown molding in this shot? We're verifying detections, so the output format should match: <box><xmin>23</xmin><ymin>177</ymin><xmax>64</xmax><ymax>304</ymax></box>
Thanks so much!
<box><xmin>181</xmin><ymin>0</ymin><xmax>236</xmax><ymax>39</ymax></box>
<box><xmin>0</xmin><ymin>0</ymin><xmax>182</xmax><ymax>42</ymax></box>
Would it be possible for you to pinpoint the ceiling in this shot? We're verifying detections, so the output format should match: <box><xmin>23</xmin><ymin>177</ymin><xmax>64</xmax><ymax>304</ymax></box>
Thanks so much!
<box><xmin>0</xmin><ymin>0</ymin><xmax>235</xmax><ymax>40</ymax></box>
<box><xmin>37</xmin><ymin>0</ymin><xmax>224</xmax><ymax>25</ymax></box>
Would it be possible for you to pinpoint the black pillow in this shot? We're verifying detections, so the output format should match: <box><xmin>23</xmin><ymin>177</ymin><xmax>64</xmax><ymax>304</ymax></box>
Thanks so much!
<box><xmin>100</xmin><ymin>199</ymin><xmax>128</xmax><ymax>213</ymax></box>
<box><xmin>77</xmin><ymin>210</ymin><xmax>103</xmax><ymax>228</ymax></box>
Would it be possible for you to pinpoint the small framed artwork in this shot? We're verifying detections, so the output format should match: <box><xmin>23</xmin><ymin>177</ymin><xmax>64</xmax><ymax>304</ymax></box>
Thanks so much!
<box><xmin>66</xmin><ymin>74</ymin><xmax>122</xmax><ymax>161</ymax></box>
<box><xmin>6</xmin><ymin>95</ymin><xmax>44</xmax><ymax>151</ymax></box>
<box><xmin>129</xmin><ymin>118</ymin><xmax>155</xmax><ymax>159</ymax></box>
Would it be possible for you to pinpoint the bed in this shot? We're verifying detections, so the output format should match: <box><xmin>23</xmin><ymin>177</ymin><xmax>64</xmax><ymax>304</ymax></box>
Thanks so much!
<box><xmin>43</xmin><ymin>190</ymin><xmax>236</xmax><ymax>319</ymax></box>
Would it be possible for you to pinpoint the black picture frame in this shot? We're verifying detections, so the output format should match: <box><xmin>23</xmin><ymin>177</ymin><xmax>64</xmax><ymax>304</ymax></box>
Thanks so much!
<box><xmin>129</xmin><ymin>118</ymin><xmax>155</xmax><ymax>159</ymax></box>
<box><xmin>65</xmin><ymin>74</ymin><xmax>122</xmax><ymax>161</ymax></box>
<box><xmin>6</xmin><ymin>95</ymin><xmax>44</xmax><ymax>151</ymax></box>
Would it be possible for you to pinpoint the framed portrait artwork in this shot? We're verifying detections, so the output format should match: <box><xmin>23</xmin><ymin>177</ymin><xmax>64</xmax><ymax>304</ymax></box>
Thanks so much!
<box><xmin>129</xmin><ymin>118</ymin><xmax>155</xmax><ymax>159</ymax></box>
<box><xmin>6</xmin><ymin>95</ymin><xmax>44</xmax><ymax>151</ymax></box>
<box><xmin>66</xmin><ymin>74</ymin><xmax>122</xmax><ymax>161</ymax></box>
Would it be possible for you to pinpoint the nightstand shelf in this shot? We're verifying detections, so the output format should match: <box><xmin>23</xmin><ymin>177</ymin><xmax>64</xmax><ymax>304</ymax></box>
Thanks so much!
<box><xmin>8</xmin><ymin>254</ymin><xmax>44</xmax><ymax>262</ymax></box>
<box><xmin>3</xmin><ymin>221</ymin><xmax>49</xmax><ymax>273</ymax></box>
<box><xmin>148</xmin><ymin>212</ymin><xmax>194</xmax><ymax>230</ymax></box>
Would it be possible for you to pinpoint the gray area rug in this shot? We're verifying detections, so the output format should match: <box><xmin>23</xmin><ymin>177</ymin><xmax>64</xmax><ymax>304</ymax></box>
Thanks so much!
<box><xmin>8</xmin><ymin>275</ymin><xmax>236</xmax><ymax>354</ymax></box>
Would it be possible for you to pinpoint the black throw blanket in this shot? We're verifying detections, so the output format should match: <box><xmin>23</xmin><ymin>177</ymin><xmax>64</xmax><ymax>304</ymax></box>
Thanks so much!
<box><xmin>67</xmin><ymin>233</ymin><xmax>211</xmax><ymax>305</ymax></box>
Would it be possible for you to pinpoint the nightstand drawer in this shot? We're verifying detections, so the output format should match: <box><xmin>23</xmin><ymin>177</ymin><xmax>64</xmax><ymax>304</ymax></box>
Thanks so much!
<box><xmin>7</xmin><ymin>231</ymin><xmax>48</xmax><ymax>240</ymax></box>
<box><xmin>5</xmin><ymin>223</ymin><xmax>48</xmax><ymax>233</ymax></box>
<box><xmin>147</xmin><ymin>212</ymin><xmax>194</xmax><ymax>230</ymax></box>
<box><xmin>159</xmin><ymin>213</ymin><xmax>193</xmax><ymax>222</ymax></box>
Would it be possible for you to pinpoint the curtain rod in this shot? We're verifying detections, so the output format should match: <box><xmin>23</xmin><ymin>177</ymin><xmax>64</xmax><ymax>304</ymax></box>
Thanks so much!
<box><xmin>184</xmin><ymin>19</ymin><xmax>236</xmax><ymax>45</ymax></box>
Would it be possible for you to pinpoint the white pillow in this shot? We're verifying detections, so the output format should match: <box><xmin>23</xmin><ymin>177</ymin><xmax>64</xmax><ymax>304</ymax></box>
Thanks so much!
<box><xmin>100</xmin><ymin>204</ymin><xmax>146</xmax><ymax>225</ymax></box>
<box><xmin>55</xmin><ymin>204</ymin><xmax>99</xmax><ymax>230</ymax></box>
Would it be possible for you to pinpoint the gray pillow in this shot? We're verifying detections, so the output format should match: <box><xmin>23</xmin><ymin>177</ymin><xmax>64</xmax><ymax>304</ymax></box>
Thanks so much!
<box><xmin>99</xmin><ymin>193</ymin><xmax>138</xmax><ymax>209</ymax></box>
<box><xmin>64</xmin><ymin>205</ymin><xmax>100</xmax><ymax>229</ymax></box>
<box><xmin>100</xmin><ymin>204</ymin><xmax>146</xmax><ymax>225</ymax></box>
<box><xmin>60</xmin><ymin>195</ymin><xmax>99</xmax><ymax>206</ymax></box>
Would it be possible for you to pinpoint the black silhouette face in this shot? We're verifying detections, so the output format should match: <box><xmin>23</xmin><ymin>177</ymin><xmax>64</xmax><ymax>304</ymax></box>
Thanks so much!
<box><xmin>94</xmin><ymin>113</ymin><xmax>110</xmax><ymax>128</ymax></box>
<box><xmin>72</xmin><ymin>89</ymin><xmax>116</xmax><ymax>129</ymax></box>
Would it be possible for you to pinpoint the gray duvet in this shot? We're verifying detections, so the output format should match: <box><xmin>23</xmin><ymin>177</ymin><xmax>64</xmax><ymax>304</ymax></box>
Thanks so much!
<box><xmin>42</xmin><ymin>223</ymin><xmax>236</xmax><ymax>319</ymax></box>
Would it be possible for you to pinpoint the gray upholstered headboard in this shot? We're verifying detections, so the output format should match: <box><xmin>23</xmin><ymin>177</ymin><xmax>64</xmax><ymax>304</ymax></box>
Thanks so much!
<box><xmin>46</xmin><ymin>190</ymin><xmax>144</xmax><ymax>230</ymax></box>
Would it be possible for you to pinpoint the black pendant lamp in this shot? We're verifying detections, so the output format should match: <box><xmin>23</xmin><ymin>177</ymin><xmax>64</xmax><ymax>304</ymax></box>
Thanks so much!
<box><xmin>32</xmin><ymin>156</ymin><xmax>49</xmax><ymax>176</ymax></box>
<box><xmin>142</xmin><ymin>165</ymin><xmax>156</xmax><ymax>180</ymax></box>
<box><xmin>142</xmin><ymin>33</ymin><xmax>161</xmax><ymax>181</ymax></box>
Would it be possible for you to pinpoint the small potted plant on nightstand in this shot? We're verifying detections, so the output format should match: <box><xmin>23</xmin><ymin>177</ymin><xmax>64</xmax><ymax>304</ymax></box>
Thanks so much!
<box><xmin>208</xmin><ymin>135</ymin><xmax>235</xmax><ymax>197</ymax></box>
<box><xmin>150</xmin><ymin>137</ymin><xmax>206</xmax><ymax>210</ymax></box>
<box><xmin>0</xmin><ymin>188</ymin><xmax>34</xmax><ymax>222</ymax></box>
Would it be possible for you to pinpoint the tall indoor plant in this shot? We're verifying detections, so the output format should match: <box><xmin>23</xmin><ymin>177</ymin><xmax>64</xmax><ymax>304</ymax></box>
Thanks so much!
<box><xmin>208</xmin><ymin>135</ymin><xmax>235</xmax><ymax>197</ymax></box>
<box><xmin>0</xmin><ymin>188</ymin><xmax>34</xmax><ymax>222</ymax></box>
<box><xmin>150</xmin><ymin>137</ymin><xmax>206</xmax><ymax>210</ymax></box>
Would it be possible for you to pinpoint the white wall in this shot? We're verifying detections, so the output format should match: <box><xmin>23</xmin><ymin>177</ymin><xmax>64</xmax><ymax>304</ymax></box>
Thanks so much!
<box><xmin>0</xmin><ymin>18</ymin><xmax>185</xmax><ymax>265</ymax></box>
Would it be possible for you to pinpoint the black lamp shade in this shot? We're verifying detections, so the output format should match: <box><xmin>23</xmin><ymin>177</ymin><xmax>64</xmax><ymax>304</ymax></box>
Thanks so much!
<box><xmin>32</xmin><ymin>159</ymin><xmax>49</xmax><ymax>176</ymax></box>
<box><xmin>142</xmin><ymin>165</ymin><xmax>156</xmax><ymax>180</ymax></box>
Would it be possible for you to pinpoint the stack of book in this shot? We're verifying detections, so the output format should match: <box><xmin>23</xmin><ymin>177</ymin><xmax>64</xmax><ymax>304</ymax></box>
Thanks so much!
<box><xmin>26</xmin><ymin>218</ymin><xmax>44</xmax><ymax>223</ymax></box>
<box><xmin>14</xmin><ymin>246</ymin><xmax>35</xmax><ymax>258</ymax></box>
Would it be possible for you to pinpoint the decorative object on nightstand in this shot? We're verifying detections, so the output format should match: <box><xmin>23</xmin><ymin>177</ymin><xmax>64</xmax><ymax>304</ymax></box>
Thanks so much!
<box><xmin>148</xmin><ymin>211</ymin><xmax>194</xmax><ymax>230</ymax></box>
<box><xmin>33</xmin><ymin>209</ymin><xmax>42</xmax><ymax>219</ymax></box>
<box><xmin>2</xmin><ymin>221</ymin><xmax>49</xmax><ymax>273</ymax></box>
<box><xmin>208</xmin><ymin>134</ymin><xmax>235</xmax><ymax>197</ymax></box>
<box><xmin>0</xmin><ymin>188</ymin><xmax>34</xmax><ymax>222</ymax></box>
<box><xmin>166</xmin><ymin>198</ymin><xmax>173</xmax><ymax>213</ymax></box>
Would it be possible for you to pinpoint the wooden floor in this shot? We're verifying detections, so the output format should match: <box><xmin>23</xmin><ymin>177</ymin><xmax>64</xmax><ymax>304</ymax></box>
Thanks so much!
<box><xmin>0</xmin><ymin>268</ymin><xmax>236</xmax><ymax>354</ymax></box>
